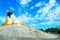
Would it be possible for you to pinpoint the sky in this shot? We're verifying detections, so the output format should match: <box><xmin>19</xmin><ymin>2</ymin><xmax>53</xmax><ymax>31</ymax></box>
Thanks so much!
<box><xmin>0</xmin><ymin>0</ymin><xmax>60</xmax><ymax>30</ymax></box>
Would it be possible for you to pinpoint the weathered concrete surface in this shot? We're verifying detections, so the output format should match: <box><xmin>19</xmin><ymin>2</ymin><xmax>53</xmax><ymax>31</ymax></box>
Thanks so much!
<box><xmin>0</xmin><ymin>25</ymin><xmax>58</xmax><ymax>40</ymax></box>
<box><xmin>0</xmin><ymin>37</ymin><xmax>60</xmax><ymax>40</ymax></box>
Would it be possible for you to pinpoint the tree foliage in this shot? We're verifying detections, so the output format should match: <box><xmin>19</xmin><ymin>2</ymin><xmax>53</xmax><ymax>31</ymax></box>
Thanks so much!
<box><xmin>45</xmin><ymin>25</ymin><xmax>60</xmax><ymax>34</ymax></box>
<box><xmin>39</xmin><ymin>25</ymin><xmax>60</xmax><ymax>34</ymax></box>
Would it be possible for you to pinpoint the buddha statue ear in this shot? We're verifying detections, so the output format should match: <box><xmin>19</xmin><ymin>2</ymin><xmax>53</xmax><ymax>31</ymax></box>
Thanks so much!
<box><xmin>6</xmin><ymin>10</ymin><xmax>13</xmax><ymax>17</ymax></box>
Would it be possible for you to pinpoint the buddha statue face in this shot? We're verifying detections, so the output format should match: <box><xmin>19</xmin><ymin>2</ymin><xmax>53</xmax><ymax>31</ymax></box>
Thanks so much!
<box><xmin>5</xmin><ymin>17</ymin><xmax>12</xmax><ymax>25</ymax></box>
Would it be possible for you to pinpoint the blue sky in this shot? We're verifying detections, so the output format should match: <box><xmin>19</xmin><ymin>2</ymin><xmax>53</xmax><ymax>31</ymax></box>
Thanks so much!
<box><xmin>0</xmin><ymin>0</ymin><xmax>60</xmax><ymax>30</ymax></box>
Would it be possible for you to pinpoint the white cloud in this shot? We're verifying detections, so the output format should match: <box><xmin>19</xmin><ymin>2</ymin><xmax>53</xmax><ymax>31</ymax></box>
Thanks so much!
<box><xmin>37</xmin><ymin>8</ymin><xmax>42</xmax><ymax>13</ymax></box>
<box><xmin>47</xmin><ymin>6</ymin><xmax>60</xmax><ymax>21</ymax></box>
<box><xmin>39</xmin><ymin>8</ymin><xmax>60</xmax><ymax>25</ymax></box>
<box><xmin>37</xmin><ymin>0</ymin><xmax>56</xmax><ymax>17</ymax></box>
<box><xmin>30</xmin><ymin>6</ymin><xmax>34</xmax><ymax>9</ymax></box>
<box><xmin>54</xmin><ymin>6</ymin><xmax>60</xmax><ymax>15</ymax></box>
<box><xmin>35</xmin><ymin>13</ymin><xmax>39</xmax><ymax>18</ymax></box>
<box><xmin>37</xmin><ymin>0</ymin><xmax>59</xmax><ymax>19</ymax></box>
<box><xmin>31</xmin><ymin>24</ymin><xmax>36</xmax><ymax>26</ymax></box>
<box><xmin>40</xmin><ymin>21</ymin><xmax>60</xmax><ymax>25</ymax></box>
<box><xmin>31</xmin><ymin>2</ymin><xmax>45</xmax><ymax>11</ymax></box>
<box><xmin>0</xmin><ymin>16</ymin><xmax>5</xmax><ymax>22</ymax></box>
<box><xmin>48</xmin><ymin>13</ymin><xmax>55</xmax><ymax>21</ymax></box>
<box><xmin>9</xmin><ymin>7</ymin><xmax>14</xmax><ymax>10</ymax></box>
<box><xmin>18</xmin><ymin>14</ymin><xmax>30</xmax><ymax>22</ymax></box>
<box><xmin>30</xmin><ymin>2</ymin><xmax>45</xmax><ymax>9</ymax></box>
<box><xmin>49</xmin><ymin>0</ymin><xmax>55</xmax><ymax>5</ymax></box>
<box><xmin>35</xmin><ymin>2</ymin><xmax>41</xmax><ymax>7</ymax></box>
<box><xmin>20</xmin><ymin>0</ymin><xmax>32</xmax><ymax>5</ymax></box>
<box><xmin>24</xmin><ymin>12</ymin><xmax>29</xmax><ymax>16</ymax></box>
<box><xmin>35</xmin><ymin>2</ymin><xmax>45</xmax><ymax>7</ymax></box>
<box><xmin>18</xmin><ymin>13</ymin><xmax>34</xmax><ymax>23</ymax></box>
<box><xmin>17</xmin><ymin>0</ymin><xmax>60</xmax><ymax>26</ymax></box>
<box><xmin>29</xmin><ymin>24</ymin><xmax>37</xmax><ymax>27</ymax></box>
<box><xmin>40</xmin><ymin>6</ymin><xmax>60</xmax><ymax>25</ymax></box>
<box><xmin>35</xmin><ymin>0</ymin><xmax>60</xmax><ymax>25</ymax></box>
